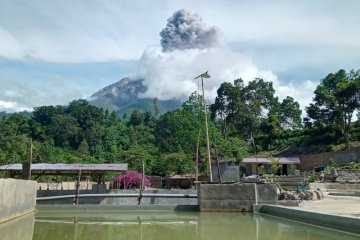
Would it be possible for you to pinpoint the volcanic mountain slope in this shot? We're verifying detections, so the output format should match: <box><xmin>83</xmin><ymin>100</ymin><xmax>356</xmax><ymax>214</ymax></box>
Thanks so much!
<box><xmin>90</xmin><ymin>77</ymin><xmax>182</xmax><ymax>117</ymax></box>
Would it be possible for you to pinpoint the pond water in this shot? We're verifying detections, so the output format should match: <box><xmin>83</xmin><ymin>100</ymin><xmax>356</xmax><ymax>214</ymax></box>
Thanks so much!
<box><xmin>1</xmin><ymin>208</ymin><xmax>359</xmax><ymax>240</ymax></box>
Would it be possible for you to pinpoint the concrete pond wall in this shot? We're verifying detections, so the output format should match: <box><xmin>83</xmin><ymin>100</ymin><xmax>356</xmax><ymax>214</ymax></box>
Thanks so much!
<box><xmin>254</xmin><ymin>204</ymin><xmax>360</xmax><ymax>234</ymax></box>
<box><xmin>0</xmin><ymin>178</ymin><xmax>37</xmax><ymax>223</ymax></box>
<box><xmin>37</xmin><ymin>185</ymin><xmax>197</xmax><ymax>205</ymax></box>
<box><xmin>0</xmin><ymin>212</ymin><xmax>34</xmax><ymax>240</ymax></box>
<box><xmin>198</xmin><ymin>183</ymin><xmax>277</xmax><ymax>211</ymax></box>
<box><xmin>38</xmin><ymin>183</ymin><xmax>277</xmax><ymax>211</ymax></box>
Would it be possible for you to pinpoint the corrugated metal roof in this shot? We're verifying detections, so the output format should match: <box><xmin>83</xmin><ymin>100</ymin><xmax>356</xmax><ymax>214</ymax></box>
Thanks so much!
<box><xmin>242</xmin><ymin>157</ymin><xmax>300</xmax><ymax>164</ymax></box>
<box><xmin>0</xmin><ymin>163</ymin><xmax>128</xmax><ymax>171</ymax></box>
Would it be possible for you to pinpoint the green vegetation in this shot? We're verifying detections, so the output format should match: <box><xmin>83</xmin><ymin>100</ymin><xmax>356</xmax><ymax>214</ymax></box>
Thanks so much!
<box><xmin>0</xmin><ymin>69</ymin><xmax>359</xmax><ymax>177</ymax></box>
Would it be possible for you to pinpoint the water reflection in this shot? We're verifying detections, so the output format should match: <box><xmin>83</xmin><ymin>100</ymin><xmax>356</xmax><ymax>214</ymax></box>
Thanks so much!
<box><xmin>0</xmin><ymin>212</ymin><xmax>34</xmax><ymax>240</ymax></box>
<box><xmin>34</xmin><ymin>211</ymin><xmax>198</xmax><ymax>240</ymax></box>
<box><xmin>1</xmin><ymin>209</ymin><xmax>358</xmax><ymax>240</ymax></box>
<box><xmin>32</xmin><ymin>210</ymin><xmax>360</xmax><ymax>240</ymax></box>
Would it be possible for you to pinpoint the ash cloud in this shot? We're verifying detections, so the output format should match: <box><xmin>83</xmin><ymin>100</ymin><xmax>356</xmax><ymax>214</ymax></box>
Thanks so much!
<box><xmin>160</xmin><ymin>9</ymin><xmax>222</xmax><ymax>52</ymax></box>
<box><xmin>136</xmin><ymin>9</ymin><xmax>316</xmax><ymax>113</ymax></box>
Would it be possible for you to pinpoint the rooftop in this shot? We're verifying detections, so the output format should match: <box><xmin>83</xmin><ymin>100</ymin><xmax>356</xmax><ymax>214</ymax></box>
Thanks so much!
<box><xmin>0</xmin><ymin>163</ymin><xmax>128</xmax><ymax>171</ymax></box>
<box><xmin>242</xmin><ymin>157</ymin><xmax>300</xmax><ymax>165</ymax></box>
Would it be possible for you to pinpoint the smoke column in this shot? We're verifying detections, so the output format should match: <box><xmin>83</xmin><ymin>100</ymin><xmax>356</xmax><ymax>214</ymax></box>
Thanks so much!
<box><xmin>160</xmin><ymin>9</ymin><xmax>221</xmax><ymax>51</ymax></box>
<box><xmin>135</xmin><ymin>9</ymin><xmax>316</xmax><ymax>111</ymax></box>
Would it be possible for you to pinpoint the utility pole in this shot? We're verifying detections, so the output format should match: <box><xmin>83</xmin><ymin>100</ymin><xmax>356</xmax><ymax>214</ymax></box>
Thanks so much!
<box><xmin>195</xmin><ymin>71</ymin><xmax>213</xmax><ymax>182</ymax></box>
<box><xmin>195</xmin><ymin>129</ymin><xmax>201</xmax><ymax>182</ymax></box>
<box><xmin>28</xmin><ymin>138</ymin><xmax>33</xmax><ymax>180</ymax></box>
<box><xmin>249</xmin><ymin>132</ymin><xmax>258</xmax><ymax>175</ymax></box>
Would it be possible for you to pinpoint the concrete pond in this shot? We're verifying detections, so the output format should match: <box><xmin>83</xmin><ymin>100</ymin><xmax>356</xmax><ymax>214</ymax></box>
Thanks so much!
<box><xmin>1</xmin><ymin>179</ymin><xmax>360</xmax><ymax>239</ymax></box>
<box><xmin>1</xmin><ymin>206</ymin><xmax>360</xmax><ymax>240</ymax></box>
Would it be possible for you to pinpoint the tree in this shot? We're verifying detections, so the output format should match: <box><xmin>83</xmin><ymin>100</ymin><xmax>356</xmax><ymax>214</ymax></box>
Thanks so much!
<box><xmin>66</xmin><ymin>99</ymin><xmax>104</xmax><ymax>130</ymax></box>
<box><xmin>77</xmin><ymin>139</ymin><xmax>90</xmax><ymax>159</ymax></box>
<box><xmin>306</xmin><ymin>69</ymin><xmax>360</xmax><ymax>149</ymax></box>
<box><xmin>32</xmin><ymin>105</ymin><xmax>65</xmax><ymax>125</ymax></box>
<box><xmin>153</xmin><ymin>98</ymin><xmax>161</xmax><ymax>117</ymax></box>
<box><xmin>211</xmin><ymin>81</ymin><xmax>244</xmax><ymax>139</ymax></box>
<box><xmin>156</xmin><ymin>93</ymin><xmax>204</xmax><ymax>154</ymax></box>
<box><xmin>120</xmin><ymin>145</ymin><xmax>158</xmax><ymax>174</ymax></box>
<box><xmin>47</xmin><ymin>114</ymin><xmax>81</xmax><ymax>147</ymax></box>
<box><xmin>129</xmin><ymin>110</ymin><xmax>144</xmax><ymax>126</ymax></box>
<box><xmin>269</xmin><ymin>155</ymin><xmax>282</xmax><ymax>175</ymax></box>
<box><xmin>280</xmin><ymin>96</ymin><xmax>302</xmax><ymax>129</ymax></box>
<box><xmin>211</xmin><ymin>78</ymin><xmax>280</xmax><ymax>139</ymax></box>
<box><xmin>245</xmin><ymin>78</ymin><xmax>277</xmax><ymax>119</ymax></box>
<box><xmin>157</xmin><ymin>151</ymin><xmax>194</xmax><ymax>176</ymax></box>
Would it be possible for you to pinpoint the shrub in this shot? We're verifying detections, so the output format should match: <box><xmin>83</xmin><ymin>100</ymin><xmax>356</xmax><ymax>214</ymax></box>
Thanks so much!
<box><xmin>258</xmin><ymin>165</ymin><xmax>266</xmax><ymax>176</ymax></box>
<box><xmin>269</xmin><ymin>155</ymin><xmax>282</xmax><ymax>175</ymax></box>
<box><xmin>111</xmin><ymin>171</ymin><xmax>151</xmax><ymax>189</ymax></box>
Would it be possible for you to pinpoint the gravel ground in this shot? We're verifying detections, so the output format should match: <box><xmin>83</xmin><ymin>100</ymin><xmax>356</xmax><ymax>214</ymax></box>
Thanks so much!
<box><xmin>298</xmin><ymin>195</ymin><xmax>360</xmax><ymax>217</ymax></box>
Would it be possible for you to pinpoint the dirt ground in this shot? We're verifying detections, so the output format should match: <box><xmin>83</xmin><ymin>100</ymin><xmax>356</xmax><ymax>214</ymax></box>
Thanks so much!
<box><xmin>298</xmin><ymin>195</ymin><xmax>360</xmax><ymax>217</ymax></box>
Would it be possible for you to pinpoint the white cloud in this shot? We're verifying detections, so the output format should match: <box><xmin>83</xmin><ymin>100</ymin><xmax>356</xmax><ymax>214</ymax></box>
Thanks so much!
<box><xmin>0</xmin><ymin>27</ymin><xmax>25</xmax><ymax>60</ymax></box>
<box><xmin>0</xmin><ymin>1</ymin><xmax>359</xmax><ymax>63</ymax></box>
<box><xmin>0</xmin><ymin>1</ymin><xmax>168</xmax><ymax>62</ymax></box>
<box><xmin>136</xmin><ymin>46</ymin><xmax>317</xmax><ymax>112</ymax></box>
<box><xmin>0</xmin><ymin>1</ymin><xmax>357</xmax><ymax>113</ymax></box>
<box><xmin>274</xmin><ymin>80</ymin><xmax>317</xmax><ymax>113</ymax></box>
<box><xmin>0</xmin><ymin>77</ymin><xmax>83</xmax><ymax>112</ymax></box>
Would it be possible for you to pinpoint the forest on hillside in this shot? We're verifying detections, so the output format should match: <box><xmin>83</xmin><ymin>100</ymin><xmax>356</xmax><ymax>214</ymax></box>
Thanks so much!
<box><xmin>0</xmin><ymin>69</ymin><xmax>359</xmax><ymax>177</ymax></box>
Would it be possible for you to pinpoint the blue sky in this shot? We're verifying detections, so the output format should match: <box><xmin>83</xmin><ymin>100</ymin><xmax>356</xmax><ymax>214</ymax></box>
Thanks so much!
<box><xmin>0</xmin><ymin>0</ymin><xmax>359</xmax><ymax>112</ymax></box>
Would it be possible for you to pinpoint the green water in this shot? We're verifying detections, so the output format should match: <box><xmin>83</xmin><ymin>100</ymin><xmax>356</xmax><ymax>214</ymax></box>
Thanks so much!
<box><xmin>1</xmin><ymin>209</ymin><xmax>359</xmax><ymax>240</ymax></box>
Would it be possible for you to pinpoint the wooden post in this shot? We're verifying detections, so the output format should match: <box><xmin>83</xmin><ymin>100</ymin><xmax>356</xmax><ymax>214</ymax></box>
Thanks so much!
<box><xmin>74</xmin><ymin>170</ymin><xmax>81</xmax><ymax>205</ymax></box>
<box><xmin>201</xmin><ymin>76</ymin><xmax>213</xmax><ymax>182</ymax></box>
<box><xmin>195</xmin><ymin>129</ymin><xmax>201</xmax><ymax>182</ymax></box>
<box><xmin>214</xmin><ymin>145</ymin><xmax>222</xmax><ymax>183</ymax></box>
<box><xmin>28</xmin><ymin>138</ymin><xmax>33</xmax><ymax>180</ymax></box>
<box><xmin>137</xmin><ymin>160</ymin><xmax>145</xmax><ymax>205</ymax></box>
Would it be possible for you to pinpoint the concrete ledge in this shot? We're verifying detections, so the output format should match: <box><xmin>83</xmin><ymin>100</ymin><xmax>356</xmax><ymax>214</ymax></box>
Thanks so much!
<box><xmin>329</xmin><ymin>191</ymin><xmax>360</xmax><ymax>197</ymax></box>
<box><xmin>276</xmin><ymin>200</ymin><xmax>301</xmax><ymax>206</ymax></box>
<box><xmin>254</xmin><ymin>204</ymin><xmax>360</xmax><ymax>234</ymax></box>
<box><xmin>37</xmin><ymin>189</ymin><xmax>197</xmax><ymax>205</ymax></box>
<box><xmin>36</xmin><ymin>204</ymin><xmax>199</xmax><ymax>212</ymax></box>
<box><xmin>309</xmin><ymin>183</ymin><xmax>360</xmax><ymax>191</ymax></box>
<box><xmin>0</xmin><ymin>179</ymin><xmax>37</xmax><ymax>223</ymax></box>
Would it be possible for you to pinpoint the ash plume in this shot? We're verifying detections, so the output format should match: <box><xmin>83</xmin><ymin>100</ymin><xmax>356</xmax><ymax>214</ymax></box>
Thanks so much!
<box><xmin>135</xmin><ymin>10</ymin><xmax>316</xmax><ymax>112</ymax></box>
<box><xmin>160</xmin><ymin>9</ymin><xmax>221</xmax><ymax>52</ymax></box>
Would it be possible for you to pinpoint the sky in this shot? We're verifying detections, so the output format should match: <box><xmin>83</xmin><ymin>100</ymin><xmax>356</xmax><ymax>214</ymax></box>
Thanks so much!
<box><xmin>0</xmin><ymin>0</ymin><xmax>359</xmax><ymax>113</ymax></box>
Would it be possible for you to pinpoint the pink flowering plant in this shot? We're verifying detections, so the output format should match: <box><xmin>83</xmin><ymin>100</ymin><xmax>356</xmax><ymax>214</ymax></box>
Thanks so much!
<box><xmin>111</xmin><ymin>171</ymin><xmax>151</xmax><ymax>189</ymax></box>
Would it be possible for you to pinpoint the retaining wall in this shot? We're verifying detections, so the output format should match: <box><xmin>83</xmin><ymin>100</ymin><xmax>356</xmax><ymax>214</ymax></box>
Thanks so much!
<box><xmin>0</xmin><ymin>178</ymin><xmax>37</xmax><ymax>223</ymax></box>
<box><xmin>299</xmin><ymin>147</ymin><xmax>360</xmax><ymax>171</ymax></box>
<box><xmin>37</xmin><ymin>186</ymin><xmax>197</xmax><ymax>205</ymax></box>
<box><xmin>308</xmin><ymin>182</ymin><xmax>360</xmax><ymax>191</ymax></box>
<box><xmin>198</xmin><ymin>183</ymin><xmax>277</xmax><ymax>211</ymax></box>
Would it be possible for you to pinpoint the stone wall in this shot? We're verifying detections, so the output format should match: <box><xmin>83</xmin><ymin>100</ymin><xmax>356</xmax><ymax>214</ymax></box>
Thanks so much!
<box><xmin>198</xmin><ymin>183</ymin><xmax>277</xmax><ymax>212</ymax></box>
<box><xmin>299</xmin><ymin>147</ymin><xmax>360</xmax><ymax>171</ymax></box>
<box><xmin>0</xmin><ymin>178</ymin><xmax>37</xmax><ymax>223</ymax></box>
<box><xmin>308</xmin><ymin>182</ymin><xmax>360</xmax><ymax>191</ymax></box>
<box><xmin>336</xmin><ymin>170</ymin><xmax>360</xmax><ymax>183</ymax></box>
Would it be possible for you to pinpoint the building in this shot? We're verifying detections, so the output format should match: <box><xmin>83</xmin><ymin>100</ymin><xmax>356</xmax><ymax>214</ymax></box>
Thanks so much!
<box><xmin>211</xmin><ymin>158</ymin><xmax>240</xmax><ymax>182</ymax></box>
<box><xmin>242</xmin><ymin>157</ymin><xmax>300</xmax><ymax>176</ymax></box>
